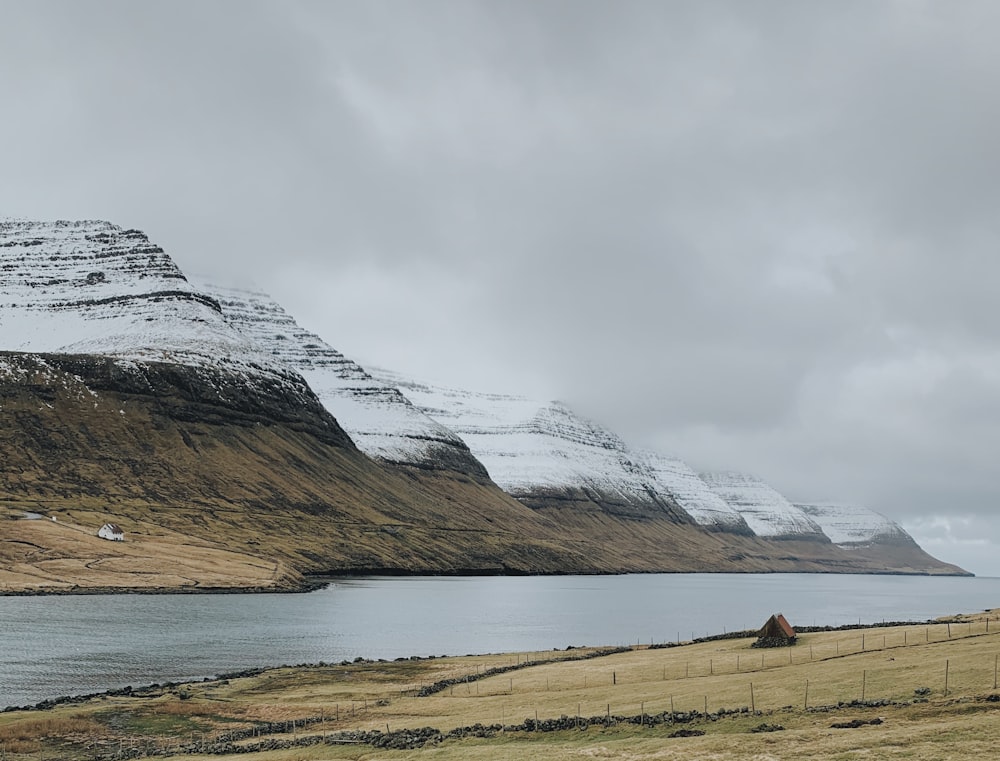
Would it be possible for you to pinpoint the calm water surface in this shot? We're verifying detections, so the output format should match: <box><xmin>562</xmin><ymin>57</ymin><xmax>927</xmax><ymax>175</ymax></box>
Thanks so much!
<box><xmin>2</xmin><ymin>573</ymin><xmax>998</xmax><ymax>708</ymax></box>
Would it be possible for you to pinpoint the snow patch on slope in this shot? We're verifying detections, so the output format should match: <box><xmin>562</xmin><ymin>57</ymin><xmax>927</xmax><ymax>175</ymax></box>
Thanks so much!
<box><xmin>193</xmin><ymin>281</ymin><xmax>482</xmax><ymax>470</ymax></box>
<box><xmin>634</xmin><ymin>452</ymin><xmax>752</xmax><ymax>532</ymax></box>
<box><xmin>796</xmin><ymin>503</ymin><xmax>912</xmax><ymax>547</ymax></box>
<box><xmin>701</xmin><ymin>472</ymin><xmax>828</xmax><ymax>540</ymax></box>
<box><xmin>374</xmin><ymin>370</ymin><xmax>692</xmax><ymax>521</ymax></box>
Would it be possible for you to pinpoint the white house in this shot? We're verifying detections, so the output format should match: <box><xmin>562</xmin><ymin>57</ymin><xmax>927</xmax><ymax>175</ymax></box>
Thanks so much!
<box><xmin>97</xmin><ymin>523</ymin><xmax>125</xmax><ymax>541</ymax></box>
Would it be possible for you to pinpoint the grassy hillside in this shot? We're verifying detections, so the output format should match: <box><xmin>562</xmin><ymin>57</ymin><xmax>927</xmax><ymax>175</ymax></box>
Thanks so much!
<box><xmin>0</xmin><ymin>516</ymin><xmax>301</xmax><ymax>592</ymax></box>
<box><xmin>3</xmin><ymin>610</ymin><xmax>999</xmax><ymax>759</ymax></box>
<box><xmin>0</xmin><ymin>352</ymin><xmax>967</xmax><ymax>592</ymax></box>
<box><xmin>0</xmin><ymin>352</ymin><xmax>594</xmax><ymax>586</ymax></box>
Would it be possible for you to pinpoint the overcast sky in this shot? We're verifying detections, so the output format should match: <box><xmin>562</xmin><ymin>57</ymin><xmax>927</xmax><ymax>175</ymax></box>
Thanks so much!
<box><xmin>3</xmin><ymin>1</ymin><xmax>999</xmax><ymax>574</ymax></box>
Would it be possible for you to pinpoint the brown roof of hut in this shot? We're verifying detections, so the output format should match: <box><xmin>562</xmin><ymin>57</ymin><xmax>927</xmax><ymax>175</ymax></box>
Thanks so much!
<box><xmin>759</xmin><ymin>613</ymin><xmax>796</xmax><ymax>640</ymax></box>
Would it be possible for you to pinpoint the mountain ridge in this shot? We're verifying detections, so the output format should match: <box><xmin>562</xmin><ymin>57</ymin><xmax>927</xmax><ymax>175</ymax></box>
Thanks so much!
<box><xmin>0</xmin><ymin>218</ymin><xmax>971</xmax><ymax>589</ymax></box>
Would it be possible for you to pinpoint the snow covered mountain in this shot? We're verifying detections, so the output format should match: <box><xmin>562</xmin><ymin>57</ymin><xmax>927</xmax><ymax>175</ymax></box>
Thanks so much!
<box><xmin>371</xmin><ymin>372</ymin><xmax>694</xmax><ymax>522</ymax></box>
<box><xmin>701</xmin><ymin>472</ymin><xmax>829</xmax><ymax>541</ymax></box>
<box><xmin>193</xmin><ymin>282</ymin><xmax>487</xmax><ymax>475</ymax></box>
<box><xmin>796</xmin><ymin>503</ymin><xmax>913</xmax><ymax>547</ymax></box>
<box><xmin>0</xmin><ymin>217</ymin><xmax>360</xmax><ymax>452</ymax></box>
<box><xmin>0</xmin><ymin>219</ymin><xmax>304</xmax><ymax>390</ymax></box>
<box><xmin>634</xmin><ymin>452</ymin><xmax>753</xmax><ymax>534</ymax></box>
<box><xmin>0</xmin><ymin>218</ymin><xmax>970</xmax><ymax>579</ymax></box>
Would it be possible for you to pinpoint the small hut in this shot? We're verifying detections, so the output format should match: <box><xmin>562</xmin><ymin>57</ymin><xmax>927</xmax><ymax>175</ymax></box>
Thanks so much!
<box><xmin>752</xmin><ymin>613</ymin><xmax>796</xmax><ymax>648</ymax></box>
<box><xmin>98</xmin><ymin>523</ymin><xmax>125</xmax><ymax>542</ymax></box>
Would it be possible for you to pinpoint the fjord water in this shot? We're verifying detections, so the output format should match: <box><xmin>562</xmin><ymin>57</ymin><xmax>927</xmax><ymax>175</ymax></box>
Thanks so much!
<box><xmin>2</xmin><ymin>573</ymin><xmax>997</xmax><ymax>708</ymax></box>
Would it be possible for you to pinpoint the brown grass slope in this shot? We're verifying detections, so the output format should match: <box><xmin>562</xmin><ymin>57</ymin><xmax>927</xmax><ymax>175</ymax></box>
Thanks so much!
<box><xmin>0</xmin><ymin>352</ymin><xmax>967</xmax><ymax>592</ymax></box>
<box><xmin>0</xmin><ymin>352</ymin><xmax>594</xmax><ymax>588</ymax></box>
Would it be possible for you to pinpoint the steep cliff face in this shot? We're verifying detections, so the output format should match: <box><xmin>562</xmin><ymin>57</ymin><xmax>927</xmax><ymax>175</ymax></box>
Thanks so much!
<box><xmin>373</xmin><ymin>372</ymin><xmax>694</xmax><ymax>523</ymax></box>
<box><xmin>701</xmin><ymin>472</ymin><xmax>829</xmax><ymax>541</ymax></box>
<box><xmin>633</xmin><ymin>451</ymin><xmax>753</xmax><ymax>535</ymax></box>
<box><xmin>192</xmin><ymin>282</ymin><xmax>487</xmax><ymax>477</ymax></box>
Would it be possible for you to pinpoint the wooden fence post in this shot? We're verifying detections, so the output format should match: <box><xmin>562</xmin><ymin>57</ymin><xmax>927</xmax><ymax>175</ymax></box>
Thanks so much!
<box><xmin>750</xmin><ymin>682</ymin><xmax>755</xmax><ymax>713</ymax></box>
<box><xmin>944</xmin><ymin>660</ymin><xmax>950</xmax><ymax>697</ymax></box>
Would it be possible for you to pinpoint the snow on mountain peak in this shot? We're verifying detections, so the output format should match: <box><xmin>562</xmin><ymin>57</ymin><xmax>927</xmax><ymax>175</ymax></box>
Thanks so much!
<box><xmin>0</xmin><ymin>219</ymin><xmax>285</xmax><ymax>380</ymax></box>
<box><xmin>701</xmin><ymin>471</ymin><xmax>828</xmax><ymax>540</ymax></box>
